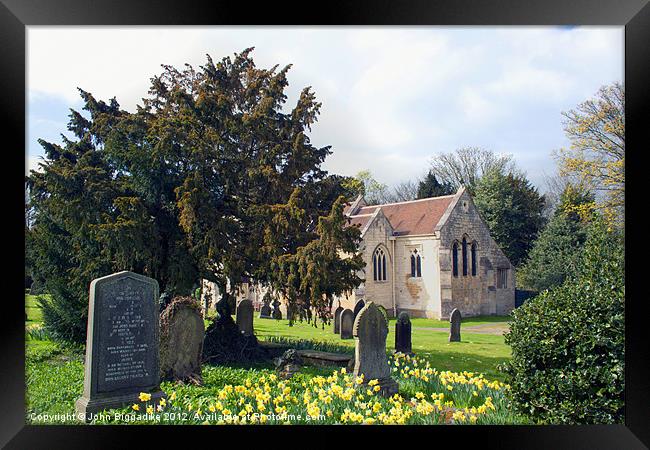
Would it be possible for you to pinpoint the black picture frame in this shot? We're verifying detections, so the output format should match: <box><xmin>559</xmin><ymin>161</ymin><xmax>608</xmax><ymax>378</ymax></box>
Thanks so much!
<box><xmin>3</xmin><ymin>0</ymin><xmax>648</xmax><ymax>447</ymax></box>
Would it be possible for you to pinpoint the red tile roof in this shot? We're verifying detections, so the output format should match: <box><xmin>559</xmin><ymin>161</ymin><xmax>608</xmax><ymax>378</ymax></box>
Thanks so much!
<box><xmin>346</xmin><ymin>195</ymin><xmax>455</xmax><ymax>236</ymax></box>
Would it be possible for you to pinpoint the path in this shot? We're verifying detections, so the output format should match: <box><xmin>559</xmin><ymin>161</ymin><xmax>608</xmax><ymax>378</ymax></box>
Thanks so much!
<box><xmin>413</xmin><ymin>322</ymin><xmax>510</xmax><ymax>336</ymax></box>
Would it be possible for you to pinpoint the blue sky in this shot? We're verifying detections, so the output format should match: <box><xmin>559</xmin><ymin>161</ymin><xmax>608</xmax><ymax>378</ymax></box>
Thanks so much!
<box><xmin>27</xmin><ymin>26</ymin><xmax>623</xmax><ymax>191</ymax></box>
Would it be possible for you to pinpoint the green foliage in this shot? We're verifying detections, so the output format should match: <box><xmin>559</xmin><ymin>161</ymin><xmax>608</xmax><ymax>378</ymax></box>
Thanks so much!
<box><xmin>26</xmin><ymin>49</ymin><xmax>362</xmax><ymax>344</ymax></box>
<box><xmin>502</xmin><ymin>220</ymin><xmax>624</xmax><ymax>424</ymax></box>
<box><xmin>517</xmin><ymin>183</ymin><xmax>593</xmax><ymax>291</ymax></box>
<box><xmin>473</xmin><ymin>169</ymin><xmax>546</xmax><ymax>267</ymax></box>
<box><xmin>265</xmin><ymin>194</ymin><xmax>364</xmax><ymax>326</ymax></box>
<box><xmin>417</xmin><ymin>170</ymin><xmax>455</xmax><ymax>199</ymax></box>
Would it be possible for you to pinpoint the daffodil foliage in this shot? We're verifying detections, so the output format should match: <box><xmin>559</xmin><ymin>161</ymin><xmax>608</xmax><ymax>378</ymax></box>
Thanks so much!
<box><xmin>96</xmin><ymin>353</ymin><xmax>519</xmax><ymax>425</ymax></box>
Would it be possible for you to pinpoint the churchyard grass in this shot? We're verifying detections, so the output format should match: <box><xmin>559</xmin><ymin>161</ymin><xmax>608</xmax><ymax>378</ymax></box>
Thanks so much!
<box><xmin>255</xmin><ymin>317</ymin><xmax>511</xmax><ymax>382</ymax></box>
<box><xmin>25</xmin><ymin>295</ymin><xmax>522</xmax><ymax>424</ymax></box>
<box><xmin>25</xmin><ymin>294</ymin><xmax>46</xmax><ymax>327</ymax></box>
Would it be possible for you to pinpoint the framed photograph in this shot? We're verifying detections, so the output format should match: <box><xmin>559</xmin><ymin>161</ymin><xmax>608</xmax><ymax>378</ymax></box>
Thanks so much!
<box><xmin>4</xmin><ymin>0</ymin><xmax>649</xmax><ymax>447</ymax></box>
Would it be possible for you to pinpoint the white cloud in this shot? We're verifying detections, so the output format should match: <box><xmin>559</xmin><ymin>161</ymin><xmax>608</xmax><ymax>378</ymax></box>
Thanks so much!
<box><xmin>27</xmin><ymin>26</ymin><xmax>623</xmax><ymax>189</ymax></box>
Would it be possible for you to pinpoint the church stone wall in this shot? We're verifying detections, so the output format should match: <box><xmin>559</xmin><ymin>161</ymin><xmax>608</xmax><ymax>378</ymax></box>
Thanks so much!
<box><xmin>393</xmin><ymin>236</ymin><xmax>441</xmax><ymax>318</ymax></box>
<box><xmin>437</xmin><ymin>190</ymin><xmax>515</xmax><ymax>319</ymax></box>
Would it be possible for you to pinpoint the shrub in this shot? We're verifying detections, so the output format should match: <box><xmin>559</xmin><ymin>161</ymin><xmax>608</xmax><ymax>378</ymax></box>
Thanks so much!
<box><xmin>502</xmin><ymin>219</ymin><xmax>624</xmax><ymax>424</ymax></box>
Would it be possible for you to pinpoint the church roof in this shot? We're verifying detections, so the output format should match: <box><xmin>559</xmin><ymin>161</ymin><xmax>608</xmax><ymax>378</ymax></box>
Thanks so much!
<box><xmin>345</xmin><ymin>194</ymin><xmax>456</xmax><ymax>236</ymax></box>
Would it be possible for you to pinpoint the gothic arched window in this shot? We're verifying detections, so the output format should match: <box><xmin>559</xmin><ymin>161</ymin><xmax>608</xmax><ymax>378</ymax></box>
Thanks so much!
<box><xmin>471</xmin><ymin>242</ymin><xmax>478</xmax><ymax>276</ymax></box>
<box><xmin>452</xmin><ymin>242</ymin><xmax>459</xmax><ymax>277</ymax></box>
<box><xmin>462</xmin><ymin>237</ymin><xmax>468</xmax><ymax>276</ymax></box>
<box><xmin>410</xmin><ymin>249</ymin><xmax>422</xmax><ymax>278</ymax></box>
<box><xmin>373</xmin><ymin>247</ymin><xmax>387</xmax><ymax>282</ymax></box>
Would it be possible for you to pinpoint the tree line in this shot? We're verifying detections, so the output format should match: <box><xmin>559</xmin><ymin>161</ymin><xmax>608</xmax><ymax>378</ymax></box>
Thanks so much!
<box><xmin>347</xmin><ymin>81</ymin><xmax>624</xmax><ymax>286</ymax></box>
<box><xmin>24</xmin><ymin>46</ymin><xmax>624</xmax><ymax>343</ymax></box>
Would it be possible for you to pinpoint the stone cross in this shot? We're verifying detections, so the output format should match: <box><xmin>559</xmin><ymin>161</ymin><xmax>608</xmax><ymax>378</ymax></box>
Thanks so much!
<box><xmin>449</xmin><ymin>308</ymin><xmax>462</xmax><ymax>342</ymax></box>
<box><xmin>352</xmin><ymin>301</ymin><xmax>399</xmax><ymax>396</ymax></box>
<box><xmin>236</xmin><ymin>299</ymin><xmax>254</xmax><ymax>337</ymax></box>
<box><xmin>395</xmin><ymin>311</ymin><xmax>412</xmax><ymax>354</ymax></box>
<box><xmin>340</xmin><ymin>309</ymin><xmax>354</xmax><ymax>339</ymax></box>
<box><xmin>333</xmin><ymin>306</ymin><xmax>343</xmax><ymax>334</ymax></box>
<box><xmin>159</xmin><ymin>296</ymin><xmax>205</xmax><ymax>383</ymax></box>
<box><xmin>75</xmin><ymin>271</ymin><xmax>165</xmax><ymax>421</ymax></box>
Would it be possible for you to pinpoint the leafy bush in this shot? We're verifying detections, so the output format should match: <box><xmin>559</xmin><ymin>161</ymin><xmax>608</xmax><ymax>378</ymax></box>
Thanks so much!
<box><xmin>502</xmin><ymin>220</ymin><xmax>624</xmax><ymax>424</ymax></box>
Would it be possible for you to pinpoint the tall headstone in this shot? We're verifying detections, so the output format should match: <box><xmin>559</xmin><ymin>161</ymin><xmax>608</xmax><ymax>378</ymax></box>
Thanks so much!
<box><xmin>160</xmin><ymin>296</ymin><xmax>205</xmax><ymax>383</ymax></box>
<box><xmin>340</xmin><ymin>309</ymin><xmax>354</xmax><ymax>339</ymax></box>
<box><xmin>395</xmin><ymin>311</ymin><xmax>412</xmax><ymax>354</ymax></box>
<box><xmin>449</xmin><ymin>308</ymin><xmax>462</xmax><ymax>342</ymax></box>
<box><xmin>353</xmin><ymin>300</ymin><xmax>365</xmax><ymax>320</ymax></box>
<box><xmin>353</xmin><ymin>301</ymin><xmax>399</xmax><ymax>396</ymax></box>
<box><xmin>236</xmin><ymin>299</ymin><xmax>254</xmax><ymax>337</ymax></box>
<box><xmin>259</xmin><ymin>294</ymin><xmax>272</xmax><ymax>319</ymax></box>
<box><xmin>272</xmin><ymin>299</ymin><xmax>283</xmax><ymax>320</ymax></box>
<box><xmin>333</xmin><ymin>306</ymin><xmax>344</xmax><ymax>334</ymax></box>
<box><xmin>377</xmin><ymin>305</ymin><xmax>389</xmax><ymax>325</ymax></box>
<box><xmin>75</xmin><ymin>271</ymin><xmax>165</xmax><ymax>421</ymax></box>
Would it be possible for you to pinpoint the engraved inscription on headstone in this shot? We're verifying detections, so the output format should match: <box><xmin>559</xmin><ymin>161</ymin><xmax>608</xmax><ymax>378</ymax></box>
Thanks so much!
<box><xmin>353</xmin><ymin>301</ymin><xmax>399</xmax><ymax>396</ymax></box>
<box><xmin>75</xmin><ymin>271</ymin><xmax>165</xmax><ymax>421</ymax></box>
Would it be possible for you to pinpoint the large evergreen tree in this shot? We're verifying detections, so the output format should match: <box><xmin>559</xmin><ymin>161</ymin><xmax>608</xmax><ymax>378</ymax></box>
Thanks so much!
<box><xmin>473</xmin><ymin>169</ymin><xmax>546</xmax><ymax>267</ymax></box>
<box><xmin>517</xmin><ymin>184</ymin><xmax>594</xmax><ymax>291</ymax></box>
<box><xmin>26</xmin><ymin>49</ymin><xmax>363</xmax><ymax>342</ymax></box>
<box><xmin>417</xmin><ymin>170</ymin><xmax>455</xmax><ymax>198</ymax></box>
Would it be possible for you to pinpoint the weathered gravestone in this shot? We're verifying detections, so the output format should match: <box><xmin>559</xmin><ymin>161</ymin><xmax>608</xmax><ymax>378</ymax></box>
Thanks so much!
<box><xmin>259</xmin><ymin>293</ymin><xmax>272</xmax><ymax>319</ymax></box>
<box><xmin>340</xmin><ymin>309</ymin><xmax>354</xmax><ymax>339</ymax></box>
<box><xmin>236</xmin><ymin>299</ymin><xmax>254</xmax><ymax>337</ymax></box>
<box><xmin>333</xmin><ymin>306</ymin><xmax>344</xmax><ymax>334</ymax></box>
<box><xmin>353</xmin><ymin>300</ymin><xmax>365</xmax><ymax>321</ymax></box>
<box><xmin>449</xmin><ymin>308</ymin><xmax>462</xmax><ymax>342</ymax></box>
<box><xmin>377</xmin><ymin>305</ymin><xmax>389</xmax><ymax>324</ymax></box>
<box><xmin>75</xmin><ymin>271</ymin><xmax>165</xmax><ymax>421</ymax></box>
<box><xmin>272</xmin><ymin>299</ymin><xmax>283</xmax><ymax>319</ymax></box>
<box><xmin>353</xmin><ymin>301</ymin><xmax>399</xmax><ymax>396</ymax></box>
<box><xmin>395</xmin><ymin>311</ymin><xmax>412</xmax><ymax>354</ymax></box>
<box><xmin>159</xmin><ymin>296</ymin><xmax>204</xmax><ymax>384</ymax></box>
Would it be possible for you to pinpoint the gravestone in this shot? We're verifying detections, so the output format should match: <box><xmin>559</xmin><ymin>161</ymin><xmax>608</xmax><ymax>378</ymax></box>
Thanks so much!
<box><xmin>449</xmin><ymin>308</ymin><xmax>462</xmax><ymax>342</ymax></box>
<box><xmin>272</xmin><ymin>299</ymin><xmax>282</xmax><ymax>320</ymax></box>
<box><xmin>394</xmin><ymin>311</ymin><xmax>412</xmax><ymax>354</ymax></box>
<box><xmin>75</xmin><ymin>271</ymin><xmax>165</xmax><ymax>421</ymax></box>
<box><xmin>333</xmin><ymin>306</ymin><xmax>344</xmax><ymax>334</ymax></box>
<box><xmin>377</xmin><ymin>305</ymin><xmax>389</xmax><ymax>325</ymax></box>
<box><xmin>259</xmin><ymin>294</ymin><xmax>272</xmax><ymax>319</ymax></box>
<box><xmin>160</xmin><ymin>296</ymin><xmax>204</xmax><ymax>384</ymax></box>
<box><xmin>352</xmin><ymin>301</ymin><xmax>399</xmax><ymax>396</ymax></box>
<box><xmin>353</xmin><ymin>300</ymin><xmax>365</xmax><ymax>320</ymax></box>
<box><xmin>236</xmin><ymin>299</ymin><xmax>254</xmax><ymax>337</ymax></box>
<box><xmin>340</xmin><ymin>309</ymin><xmax>354</xmax><ymax>339</ymax></box>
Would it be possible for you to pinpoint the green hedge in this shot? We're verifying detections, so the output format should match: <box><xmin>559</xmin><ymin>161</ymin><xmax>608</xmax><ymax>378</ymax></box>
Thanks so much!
<box><xmin>502</xmin><ymin>220</ymin><xmax>624</xmax><ymax>424</ymax></box>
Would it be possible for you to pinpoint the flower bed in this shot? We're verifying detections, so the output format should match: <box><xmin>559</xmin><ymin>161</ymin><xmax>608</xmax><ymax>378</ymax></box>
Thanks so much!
<box><xmin>94</xmin><ymin>353</ymin><xmax>526</xmax><ymax>425</ymax></box>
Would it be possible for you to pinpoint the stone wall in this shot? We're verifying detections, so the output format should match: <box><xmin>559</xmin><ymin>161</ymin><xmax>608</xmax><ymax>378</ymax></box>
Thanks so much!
<box><xmin>437</xmin><ymin>189</ymin><xmax>515</xmax><ymax>319</ymax></box>
<box><xmin>392</xmin><ymin>236</ymin><xmax>441</xmax><ymax>318</ymax></box>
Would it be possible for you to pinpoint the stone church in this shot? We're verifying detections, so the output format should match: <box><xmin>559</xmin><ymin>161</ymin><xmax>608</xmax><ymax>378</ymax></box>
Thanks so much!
<box><xmin>336</xmin><ymin>187</ymin><xmax>515</xmax><ymax>319</ymax></box>
<box><xmin>202</xmin><ymin>187</ymin><xmax>515</xmax><ymax>321</ymax></box>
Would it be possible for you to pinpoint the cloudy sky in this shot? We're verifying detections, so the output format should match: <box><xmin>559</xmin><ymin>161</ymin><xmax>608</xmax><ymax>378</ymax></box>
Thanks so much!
<box><xmin>27</xmin><ymin>26</ymin><xmax>623</xmax><ymax>191</ymax></box>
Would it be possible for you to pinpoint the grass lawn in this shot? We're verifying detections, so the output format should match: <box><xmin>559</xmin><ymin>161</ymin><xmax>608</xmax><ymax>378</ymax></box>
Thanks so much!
<box><xmin>254</xmin><ymin>316</ymin><xmax>511</xmax><ymax>382</ymax></box>
<box><xmin>25</xmin><ymin>294</ymin><xmax>520</xmax><ymax>424</ymax></box>
<box><xmin>25</xmin><ymin>294</ymin><xmax>46</xmax><ymax>327</ymax></box>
